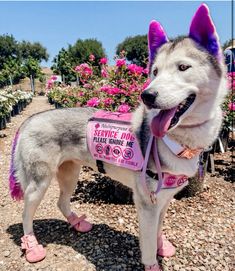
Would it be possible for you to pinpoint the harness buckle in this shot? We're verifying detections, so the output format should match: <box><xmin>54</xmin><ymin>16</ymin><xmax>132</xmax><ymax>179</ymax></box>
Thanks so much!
<box><xmin>177</xmin><ymin>148</ymin><xmax>202</xmax><ymax>159</ymax></box>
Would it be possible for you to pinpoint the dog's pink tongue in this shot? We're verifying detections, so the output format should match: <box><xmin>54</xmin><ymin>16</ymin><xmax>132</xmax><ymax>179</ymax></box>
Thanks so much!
<box><xmin>151</xmin><ymin>107</ymin><xmax>177</xmax><ymax>138</ymax></box>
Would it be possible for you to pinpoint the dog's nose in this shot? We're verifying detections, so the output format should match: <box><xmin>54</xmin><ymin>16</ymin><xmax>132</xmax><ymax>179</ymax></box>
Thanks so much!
<box><xmin>141</xmin><ymin>91</ymin><xmax>158</xmax><ymax>107</ymax></box>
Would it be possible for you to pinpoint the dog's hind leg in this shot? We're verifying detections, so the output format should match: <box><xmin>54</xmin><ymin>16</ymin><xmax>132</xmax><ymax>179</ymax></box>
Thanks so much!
<box><xmin>22</xmin><ymin>161</ymin><xmax>52</xmax><ymax>235</ymax></box>
<box><xmin>21</xmin><ymin>161</ymin><xmax>52</xmax><ymax>263</ymax></box>
<box><xmin>56</xmin><ymin>161</ymin><xmax>92</xmax><ymax>232</ymax></box>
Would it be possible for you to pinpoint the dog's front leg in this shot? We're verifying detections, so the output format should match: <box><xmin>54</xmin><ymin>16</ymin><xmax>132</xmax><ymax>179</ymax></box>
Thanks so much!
<box><xmin>134</xmin><ymin>189</ymin><xmax>161</xmax><ymax>271</ymax></box>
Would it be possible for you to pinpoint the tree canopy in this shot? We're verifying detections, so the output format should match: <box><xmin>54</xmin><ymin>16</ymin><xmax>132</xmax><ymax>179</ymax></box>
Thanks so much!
<box><xmin>116</xmin><ymin>35</ymin><xmax>148</xmax><ymax>67</ymax></box>
<box><xmin>51</xmin><ymin>48</ymin><xmax>75</xmax><ymax>83</ymax></box>
<box><xmin>51</xmin><ymin>38</ymin><xmax>106</xmax><ymax>83</ymax></box>
<box><xmin>19</xmin><ymin>41</ymin><xmax>49</xmax><ymax>62</ymax></box>
<box><xmin>68</xmin><ymin>38</ymin><xmax>106</xmax><ymax>66</ymax></box>
<box><xmin>0</xmin><ymin>35</ymin><xmax>19</xmax><ymax>70</ymax></box>
<box><xmin>0</xmin><ymin>34</ymin><xmax>49</xmax><ymax>88</ymax></box>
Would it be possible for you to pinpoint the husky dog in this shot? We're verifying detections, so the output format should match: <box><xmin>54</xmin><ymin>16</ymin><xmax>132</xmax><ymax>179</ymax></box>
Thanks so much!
<box><xmin>9</xmin><ymin>4</ymin><xmax>227</xmax><ymax>271</ymax></box>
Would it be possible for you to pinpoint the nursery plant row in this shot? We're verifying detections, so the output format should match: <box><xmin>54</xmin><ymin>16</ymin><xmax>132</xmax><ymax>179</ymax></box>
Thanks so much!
<box><xmin>0</xmin><ymin>88</ymin><xmax>33</xmax><ymax>130</ymax></box>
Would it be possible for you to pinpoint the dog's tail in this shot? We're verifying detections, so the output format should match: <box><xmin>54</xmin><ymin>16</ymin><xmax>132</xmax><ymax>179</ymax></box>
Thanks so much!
<box><xmin>9</xmin><ymin>130</ymin><xmax>24</xmax><ymax>200</ymax></box>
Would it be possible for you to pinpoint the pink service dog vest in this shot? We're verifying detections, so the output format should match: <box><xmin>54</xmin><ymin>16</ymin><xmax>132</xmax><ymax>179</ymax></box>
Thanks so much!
<box><xmin>87</xmin><ymin>110</ymin><xmax>144</xmax><ymax>171</ymax></box>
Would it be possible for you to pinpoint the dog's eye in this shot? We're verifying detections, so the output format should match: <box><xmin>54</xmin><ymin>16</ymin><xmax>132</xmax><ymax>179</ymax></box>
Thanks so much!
<box><xmin>178</xmin><ymin>64</ymin><xmax>191</xmax><ymax>71</ymax></box>
<box><xmin>153</xmin><ymin>68</ymin><xmax>158</xmax><ymax>76</ymax></box>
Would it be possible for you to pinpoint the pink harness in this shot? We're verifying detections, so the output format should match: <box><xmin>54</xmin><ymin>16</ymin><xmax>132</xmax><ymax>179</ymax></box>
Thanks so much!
<box><xmin>87</xmin><ymin>111</ymin><xmax>200</xmax><ymax>203</ymax></box>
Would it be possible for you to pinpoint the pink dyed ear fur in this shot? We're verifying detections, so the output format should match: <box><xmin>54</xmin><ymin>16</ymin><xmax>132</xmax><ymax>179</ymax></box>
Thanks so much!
<box><xmin>148</xmin><ymin>20</ymin><xmax>168</xmax><ymax>67</ymax></box>
<box><xmin>189</xmin><ymin>4</ymin><xmax>221</xmax><ymax>60</ymax></box>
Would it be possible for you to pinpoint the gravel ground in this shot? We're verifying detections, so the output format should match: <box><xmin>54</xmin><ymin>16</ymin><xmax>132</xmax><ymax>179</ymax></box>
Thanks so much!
<box><xmin>0</xmin><ymin>96</ymin><xmax>234</xmax><ymax>271</ymax></box>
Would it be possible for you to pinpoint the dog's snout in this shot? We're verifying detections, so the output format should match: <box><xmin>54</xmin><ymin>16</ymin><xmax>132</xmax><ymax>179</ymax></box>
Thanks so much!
<box><xmin>141</xmin><ymin>91</ymin><xmax>158</xmax><ymax>107</ymax></box>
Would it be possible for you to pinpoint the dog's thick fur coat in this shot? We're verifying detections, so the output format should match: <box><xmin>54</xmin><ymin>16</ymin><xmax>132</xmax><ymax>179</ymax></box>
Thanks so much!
<box><xmin>10</xmin><ymin>4</ymin><xmax>227</xmax><ymax>270</ymax></box>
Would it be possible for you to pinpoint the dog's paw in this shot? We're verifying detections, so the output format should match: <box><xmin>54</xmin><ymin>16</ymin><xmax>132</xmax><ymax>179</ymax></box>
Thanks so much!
<box><xmin>157</xmin><ymin>234</ymin><xmax>176</xmax><ymax>257</ymax></box>
<box><xmin>145</xmin><ymin>263</ymin><xmax>162</xmax><ymax>271</ymax></box>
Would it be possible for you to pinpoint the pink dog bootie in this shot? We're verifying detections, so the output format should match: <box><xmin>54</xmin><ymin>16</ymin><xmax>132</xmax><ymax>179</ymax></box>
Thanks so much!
<box><xmin>145</xmin><ymin>263</ymin><xmax>162</xmax><ymax>271</ymax></box>
<box><xmin>67</xmin><ymin>212</ymin><xmax>92</xmax><ymax>233</ymax></box>
<box><xmin>157</xmin><ymin>234</ymin><xmax>176</xmax><ymax>257</ymax></box>
<box><xmin>21</xmin><ymin>234</ymin><xmax>46</xmax><ymax>263</ymax></box>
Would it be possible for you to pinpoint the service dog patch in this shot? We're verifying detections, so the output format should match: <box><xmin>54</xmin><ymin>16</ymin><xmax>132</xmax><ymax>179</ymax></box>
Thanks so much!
<box><xmin>87</xmin><ymin>110</ymin><xmax>144</xmax><ymax>170</ymax></box>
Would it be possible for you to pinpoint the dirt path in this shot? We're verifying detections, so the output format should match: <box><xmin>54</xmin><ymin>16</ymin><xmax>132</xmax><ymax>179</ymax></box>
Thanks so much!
<box><xmin>0</xmin><ymin>97</ymin><xmax>234</xmax><ymax>271</ymax></box>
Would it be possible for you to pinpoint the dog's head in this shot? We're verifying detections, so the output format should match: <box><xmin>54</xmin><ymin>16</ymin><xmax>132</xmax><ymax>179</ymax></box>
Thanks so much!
<box><xmin>141</xmin><ymin>4</ymin><xmax>227</xmax><ymax>138</ymax></box>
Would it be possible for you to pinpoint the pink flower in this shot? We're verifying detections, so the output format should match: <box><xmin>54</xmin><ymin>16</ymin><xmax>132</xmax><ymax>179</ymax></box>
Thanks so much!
<box><xmin>117</xmin><ymin>103</ymin><xmax>130</xmax><ymax>113</ymax></box>
<box><xmin>128</xmin><ymin>64</ymin><xmax>143</xmax><ymax>75</ymax></box>
<box><xmin>142</xmin><ymin>78</ymin><xmax>151</xmax><ymax>91</ymax></box>
<box><xmin>227</xmin><ymin>72</ymin><xmax>235</xmax><ymax>77</ymax></box>
<box><xmin>129</xmin><ymin>83</ymin><xmax>138</xmax><ymax>93</ymax></box>
<box><xmin>46</xmin><ymin>79</ymin><xmax>54</xmax><ymax>89</ymax></box>
<box><xmin>227</xmin><ymin>72</ymin><xmax>235</xmax><ymax>90</ymax></box>
<box><xmin>75</xmin><ymin>63</ymin><xmax>93</xmax><ymax>78</ymax></box>
<box><xmin>116</xmin><ymin>59</ymin><xmax>126</xmax><ymax>67</ymax></box>
<box><xmin>86</xmin><ymin>97</ymin><xmax>100</xmax><ymax>107</ymax></box>
<box><xmin>76</xmin><ymin>102</ymin><xmax>81</xmax><ymax>107</ymax></box>
<box><xmin>101</xmin><ymin>68</ymin><xmax>108</xmax><ymax>78</ymax></box>
<box><xmin>228</xmin><ymin>102</ymin><xmax>235</xmax><ymax>111</ymax></box>
<box><xmin>75</xmin><ymin>66</ymin><xmax>80</xmax><ymax>72</ymax></box>
<box><xmin>103</xmin><ymin>98</ymin><xmax>114</xmax><ymax>106</ymax></box>
<box><xmin>83</xmin><ymin>83</ymin><xmax>92</xmax><ymax>89</ymax></box>
<box><xmin>107</xmin><ymin>87</ymin><xmax>122</xmax><ymax>95</ymax></box>
<box><xmin>89</xmin><ymin>54</ymin><xmax>95</xmax><ymax>61</ymax></box>
<box><xmin>143</xmin><ymin>68</ymin><xmax>149</xmax><ymax>74</ymax></box>
<box><xmin>100</xmin><ymin>58</ymin><xmax>108</xmax><ymax>65</ymax></box>
<box><xmin>100</xmin><ymin>85</ymin><xmax>112</xmax><ymax>92</ymax></box>
<box><xmin>50</xmin><ymin>75</ymin><xmax>58</xmax><ymax>81</ymax></box>
<box><xmin>100</xmin><ymin>85</ymin><xmax>121</xmax><ymax>95</ymax></box>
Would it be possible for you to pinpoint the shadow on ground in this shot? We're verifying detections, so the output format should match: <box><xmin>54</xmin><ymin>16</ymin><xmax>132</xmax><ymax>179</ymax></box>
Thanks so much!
<box><xmin>7</xmin><ymin>219</ymin><xmax>144</xmax><ymax>271</ymax></box>
<box><xmin>214</xmin><ymin>158</ymin><xmax>235</xmax><ymax>183</ymax></box>
<box><xmin>72</xmin><ymin>170</ymin><xmax>134</xmax><ymax>205</ymax></box>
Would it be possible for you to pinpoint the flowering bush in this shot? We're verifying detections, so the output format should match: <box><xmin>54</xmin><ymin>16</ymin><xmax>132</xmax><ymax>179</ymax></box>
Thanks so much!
<box><xmin>222</xmin><ymin>72</ymin><xmax>235</xmax><ymax>131</ymax></box>
<box><xmin>227</xmin><ymin>72</ymin><xmax>235</xmax><ymax>91</ymax></box>
<box><xmin>47</xmin><ymin>53</ymin><xmax>149</xmax><ymax>113</ymax></box>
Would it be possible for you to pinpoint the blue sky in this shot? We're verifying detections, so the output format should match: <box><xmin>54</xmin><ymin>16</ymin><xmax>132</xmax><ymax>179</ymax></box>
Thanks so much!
<box><xmin>0</xmin><ymin>1</ymin><xmax>232</xmax><ymax>67</ymax></box>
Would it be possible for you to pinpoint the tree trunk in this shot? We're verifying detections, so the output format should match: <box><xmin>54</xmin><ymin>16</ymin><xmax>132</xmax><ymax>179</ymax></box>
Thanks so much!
<box><xmin>30</xmin><ymin>75</ymin><xmax>35</xmax><ymax>94</ymax></box>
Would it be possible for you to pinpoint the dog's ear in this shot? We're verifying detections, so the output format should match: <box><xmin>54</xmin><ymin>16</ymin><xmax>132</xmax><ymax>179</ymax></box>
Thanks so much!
<box><xmin>189</xmin><ymin>4</ymin><xmax>221</xmax><ymax>60</ymax></box>
<box><xmin>148</xmin><ymin>20</ymin><xmax>168</xmax><ymax>68</ymax></box>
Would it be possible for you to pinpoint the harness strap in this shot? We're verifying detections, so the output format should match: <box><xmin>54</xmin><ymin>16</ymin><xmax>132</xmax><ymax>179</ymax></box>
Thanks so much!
<box><xmin>140</xmin><ymin>135</ymin><xmax>154</xmax><ymax>195</ymax></box>
<box><xmin>153</xmin><ymin>137</ymin><xmax>163</xmax><ymax>194</ymax></box>
<box><xmin>140</xmin><ymin>135</ymin><xmax>164</xmax><ymax>203</ymax></box>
